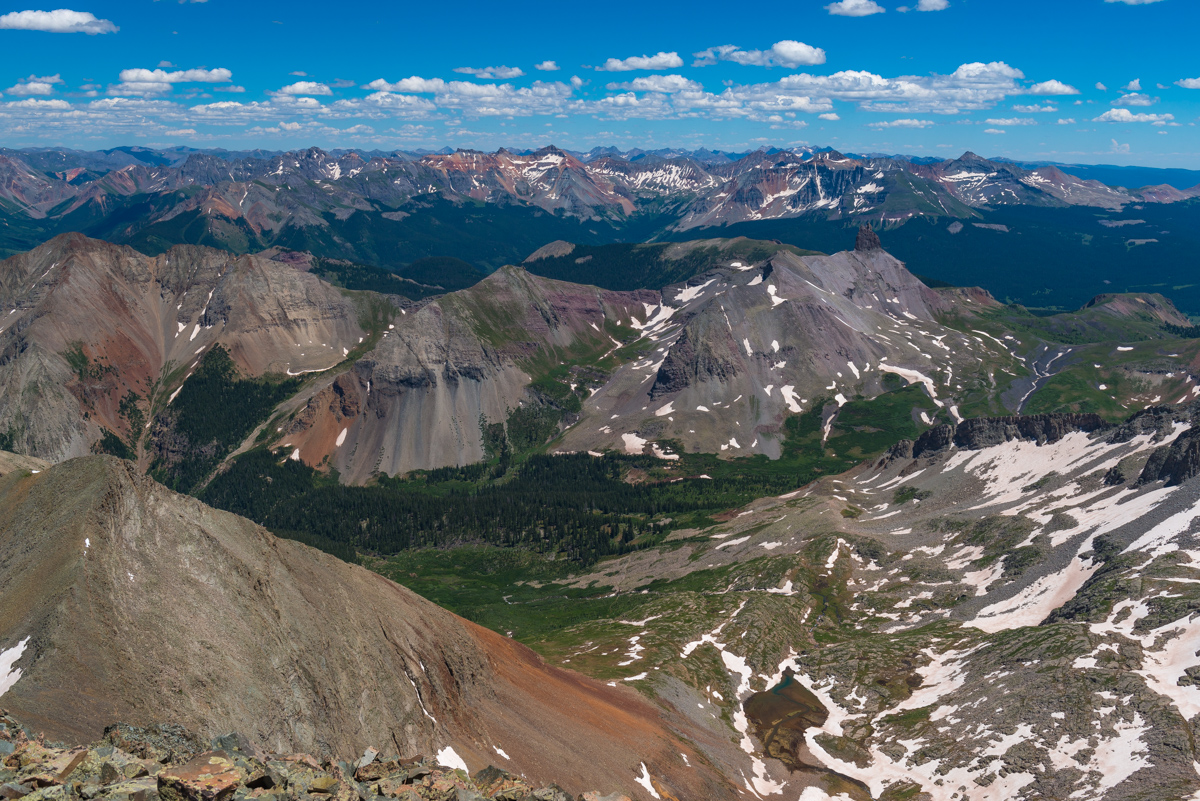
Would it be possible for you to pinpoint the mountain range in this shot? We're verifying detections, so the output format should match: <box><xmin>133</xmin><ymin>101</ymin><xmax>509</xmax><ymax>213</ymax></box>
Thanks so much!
<box><xmin>3</xmin><ymin>144</ymin><xmax>1200</xmax><ymax>800</ymax></box>
<box><xmin>2</xmin><ymin>145</ymin><xmax>1197</xmax><ymax>263</ymax></box>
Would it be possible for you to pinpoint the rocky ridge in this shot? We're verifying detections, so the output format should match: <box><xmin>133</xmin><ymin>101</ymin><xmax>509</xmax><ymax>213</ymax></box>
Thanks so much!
<box><xmin>0</xmin><ymin>714</ymin><xmax>617</xmax><ymax>801</ymax></box>
<box><xmin>0</xmin><ymin>234</ymin><xmax>366</xmax><ymax>463</ymax></box>
<box><xmin>0</xmin><ymin>456</ymin><xmax>738</xmax><ymax>800</ymax></box>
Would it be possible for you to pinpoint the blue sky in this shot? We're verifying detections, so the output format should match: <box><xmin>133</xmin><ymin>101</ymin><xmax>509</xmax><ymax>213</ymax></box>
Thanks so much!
<box><xmin>1</xmin><ymin>0</ymin><xmax>1198</xmax><ymax>166</ymax></box>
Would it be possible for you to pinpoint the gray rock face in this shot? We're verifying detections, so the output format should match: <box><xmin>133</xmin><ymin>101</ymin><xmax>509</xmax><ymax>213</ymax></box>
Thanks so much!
<box><xmin>1139</xmin><ymin>427</ymin><xmax>1200</xmax><ymax>486</ymax></box>
<box><xmin>649</xmin><ymin>324</ymin><xmax>740</xmax><ymax>399</ymax></box>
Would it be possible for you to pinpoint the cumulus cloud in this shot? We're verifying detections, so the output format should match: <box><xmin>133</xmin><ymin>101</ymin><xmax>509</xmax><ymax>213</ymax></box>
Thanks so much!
<box><xmin>765</xmin><ymin>61</ymin><xmax>1029</xmax><ymax>114</ymax></box>
<box><xmin>365</xmin><ymin>77</ymin><xmax>446</xmax><ymax>93</ymax></box>
<box><xmin>118</xmin><ymin>68</ymin><xmax>232</xmax><ymax>83</ymax></box>
<box><xmin>357</xmin><ymin>77</ymin><xmax>574</xmax><ymax>117</ymax></box>
<box><xmin>4</xmin><ymin>97</ymin><xmax>70</xmax><ymax>109</ymax></box>
<box><xmin>869</xmin><ymin>118</ymin><xmax>933</xmax><ymax>128</ymax></box>
<box><xmin>819</xmin><ymin>112</ymin><xmax>840</xmax><ymax>120</ymax></box>
<box><xmin>276</xmin><ymin>81</ymin><xmax>333</xmax><ymax>96</ymax></box>
<box><xmin>534</xmin><ymin>61</ymin><xmax>559</xmax><ymax>71</ymax></box>
<box><xmin>453</xmin><ymin>66</ymin><xmax>525</xmax><ymax>79</ymax></box>
<box><xmin>984</xmin><ymin>128</ymin><xmax>1005</xmax><ymax>134</ymax></box>
<box><xmin>985</xmin><ymin>117</ymin><xmax>1035</xmax><ymax>125</ymax></box>
<box><xmin>1178</xmin><ymin>78</ymin><xmax>1200</xmax><ymax>89</ymax></box>
<box><xmin>110</xmin><ymin>67</ymin><xmax>233</xmax><ymax>96</ymax></box>
<box><xmin>918</xmin><ymin>0</ymin><xmax>950</xmax><ymax>8</ymax></box>
<box><xmin>1122</xmin><ymin>78</ymin><xmax>1141</xmax><ymax>91</ymax></box>
<box><xmin>1113</xmin><ymin>92</ymin><xmax>1154</xmax><ymax>106</ymax></box>
<box><xmin>1027</xmin><ymin>79</ymin><xmax>1079</xmax><ymax>95</ymax></box>
<box><xmin>1057</xmin><ymin>118</ymin><xmax>1076</xmax><ymax>124</ymax></box>
<box><xmin>597</xmin><ymin>52</ymin><xmax>684</xmax><ymax>72</ymax></box>
<box><xmin>826</xmin><ymin>0</ymin><xmax>885</xmax><ymax>15</ymax></box>
<box><xmin>693</xmin><ymin>40</ymin><xmax>826</xmax><ymax>68</ymax></box>
<box><xmin>1095</xmin><ymin>82</ymin><xmax>1108</xmax><ymax>91</ymax></box>
<box><xmin>5</xmin><ymin>74</ymin><xmax>63</xmax><ymax>96</ymax></box>
<box><xmin>1012</xmin><ymin>103</ymin><xmax>1056</xmax><ymax>112</ymax></box>
<box><xmin>0</xmin><ymin>9</ymin><xmax>116</xmax><ymax>34</ymax></box>
<box><xmin>606</xmin><ymin>75</ymin><xmax>701</xmax><ymax>93</ymax></box>
<box><xmin>1094</xmin><ymin>108</ymin><xmax>1174</xmax><ymax>123</ymax></box>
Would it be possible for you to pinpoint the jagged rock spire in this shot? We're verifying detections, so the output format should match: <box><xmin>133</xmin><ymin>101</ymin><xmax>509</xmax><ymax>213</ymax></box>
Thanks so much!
<box><xmin>855</xmin><ymin>223</ymin><xmax>882</xmax><ymax>252</ymax></box>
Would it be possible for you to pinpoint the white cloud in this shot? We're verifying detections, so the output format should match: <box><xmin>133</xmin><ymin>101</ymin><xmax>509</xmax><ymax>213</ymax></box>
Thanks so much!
<box><xmin>606</xmin><ymin>75</ymin><xmax>701</xmax><ymax>93</ymax></box>
<box><xmin>570</xmin><ymin>75</ymin><xmax>583</xmax><ymax>89</ymax></box>
<box><xmin>918</xmin><ymin>0</ymin><xmax>950</xmax><ymax>8</ymax></box>
<box><xmin>356</xmin><ymin>77</ymin><xmax>575</xmax><ymax>117</ymax></box>
<box><xmin>534</xmin><ymin>61</ymin><xmax>559</xmax><ymax>71</ymax></box>
<box><xmin>826</xmin><ymin>0</ymin><xmax>886</xmax><ymax>15</ymax></box>
<box><xmin>4</xmin><ymin>97</ymin><xmax>70</xmax><ymax>109</ymax></box>
<box><xmin>869</xmin><ymin>118</ymin><xmax>933</xmax><ymax>128</ymax></box>
<box><xmin>985</xmin><ymin>117</ymin><xmax>1035</xmax><ymax>125</ymax></box>
<box><xmin>597</xmin><ymin>52</ymin><xmax>684</xmax><ymax>72</ymax></box>
<box><xmin>1095</xmin><ymin>82</ymin><xmax>1108</xmax><ymax>91</ymax></box>
<box><xmin>0</xmin><ymin>9</ymin><xmax>116</xmax><ymax>34</ymax></box>
<box><xmin>1012</xmin><ymin>103</ymin><xmax>1056</xmax><ymax>112</ymax></box>
<box><xmin>693</xmin><ymin>40</ymin><xmax>826</xmax><ymax>68</ymax></box>
<box><xmin>5</xmin><ymin>74</ymin><xmax>63</xmax><ymax>96</ymax></box>
<box><xmin>767</xmin><ymin>61</ymin><xmax>1028</xmax><ymax>114</ymax></box>
<box><xmin>1122</xmin><ymin>78</ymin><xmax>1141</xmax><ymax>91</ymax></box>
<box><xmin>453</xmin><ymin>66</ymin><xmax>525</xmax><ymax>79</ymax></box>
<box><xmin>1057</xmin><ymin>118</ymin><xmax>1076</xmax><ymax>124</ymax></box>
<box><xmin>276</xmin><ymin>81</ymin><xmax>332</xmax><ymax>96</ymax></box>
<box><xmin>1110</xmin><ymin>139</ymin><xmax>1130</xmax><ymax>153</ymax></box>
<box><xmin>118</xmin><ymin>68</ymin><xmax>232</xmax><ymax>84</ymax></box>
<box><xmin>984</xmin><ymin>128</ymin><xmax>1005</xmax><ymax>134</ymax></box>
<box><xmin>109</xmin><ymin>67</ymin><xmax>233</xmax><ymax>96</ymax></box>
<box><xmin>1027</xmin><ymin>79</ymin><xmax>1079</xmax><ymax>95</ymax></box>
<box><xmin>162</xmin><ymin>128</ymin><xmax>196</xmax><ymax>136</ymax></box>
<box><xmin>366</xmin><ymin>77</ymin><xmax>446</xmax><ymax>93</ymax></box>
<box><xmin>819</xmin><ymin>112</ymin><xmax>840</xmax><ymax>120</ymax></box>
<box><xmin>1175</xmin><ymin>78</ymin><xmax>1200</xmax><ymax>89</ymax></box>
<box><xmin>1113</xmin><ymin>92</ymin><xmax>1154</xmax><ymax>106</ymax></box>
<box><xmin>1094</xmin><ymin>108</ymin><xmax>1174</xmax><ymax>123</ymax></box>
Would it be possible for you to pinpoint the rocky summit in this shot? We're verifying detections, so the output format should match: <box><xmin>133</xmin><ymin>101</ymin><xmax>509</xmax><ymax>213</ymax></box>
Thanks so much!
<box><xmin>0</xmin><ymin>712</ymin><xmax>603</xmax><ymax>801</ymax></box>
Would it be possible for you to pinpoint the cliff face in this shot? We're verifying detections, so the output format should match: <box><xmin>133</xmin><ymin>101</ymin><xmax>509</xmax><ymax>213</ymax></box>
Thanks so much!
<box><xmin>0</xmin><ymin>456</ymin><xmax>737</xmax><ymax>800</ymax></box>
<box><xmin>0</xmin><ymin>234</ymin><xmax>365</xmax><ymax>462</ymax></box>
<box><xmin>279</xmin><ymin>267</ymin><xmax>658</xmax><ymax>481</ymax></box>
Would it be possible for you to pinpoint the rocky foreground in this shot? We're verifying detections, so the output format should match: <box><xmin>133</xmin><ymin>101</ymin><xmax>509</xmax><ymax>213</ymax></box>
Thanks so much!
<box><xmin>0</xmin><ymin>713</ymin><xmax>640</xmax><ymax>801</ymax></box>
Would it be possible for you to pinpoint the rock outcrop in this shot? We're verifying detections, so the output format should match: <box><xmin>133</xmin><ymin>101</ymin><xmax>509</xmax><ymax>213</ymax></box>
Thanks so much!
<box><xmin>853</xmin><ymin>224</ymin><xmax>882</xmax><ymax>252</ymax></box>
<box><xmin>907</xmin><ymin>413</ymin><xmax>1108</xmax><ymax>459</ymax></box>
<box><xmin>0</xmin><ymin>713</ymin><xmax>586</xmax><ymax>801</ymax></box>
<box><xmin>1139</xmin><ymin>426</ymin><xmax>1200</xmax><ymax>486</ymax></box>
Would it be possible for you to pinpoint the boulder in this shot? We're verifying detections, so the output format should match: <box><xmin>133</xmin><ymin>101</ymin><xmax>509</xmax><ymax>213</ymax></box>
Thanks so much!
<box><xmin>156</xmin><ymin>753</ymin><xmax>241</xmax><ymax>801</ymax></box>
